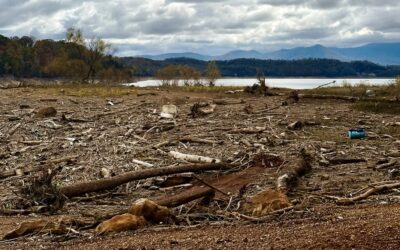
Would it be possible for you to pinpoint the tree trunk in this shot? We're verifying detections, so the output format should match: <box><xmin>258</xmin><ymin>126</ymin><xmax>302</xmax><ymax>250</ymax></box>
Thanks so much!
<box><xmin>155</xmin><ymin>187</ymin><xmax>214</xmax><ymax>207</ymax></box>
<box><xmin>60</xmin><ymin>163</ymin><xmax>232</xmax><ymax>198</ymax></box>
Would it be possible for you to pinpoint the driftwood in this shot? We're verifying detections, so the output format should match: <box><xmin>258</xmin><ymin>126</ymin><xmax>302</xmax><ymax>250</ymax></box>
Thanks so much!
<box><xmin>233</xmin><ymin>206</ymin><xmax>294</xmax><ymax>222</ymax></box>
<box><xmin>190</xmin><ymin>103</ymin><xmax>216</xmax><ymax>118</ymax></box>
<box><xmin>179</xmin><ymin>136</ymin><xmax>223</xmax><ymax>145</ymax></box>
<box><xmin>277</xmin><ymin>149</ymin><xmax>313</xmax><ymax>193</ymax></box>
<box><xmin>132</xmin><ymin>159</ymin><xmax>154</xmax><ymax>168</ymax></box>
<box><xmin>376</xmin><ymin>159</ymin><xmax>399</xmax><ymax>169</ymax></box>
<box><xmin>336</xmin><ymin>182</ymin><xmax>400</xmax><ymax>205</ymax></box>
<box><xmin>155</xmin><ymin>188</ymin><xmax>215</xmax><ymax>207</ymax></box>
<box><xmin>8</xmin><ymin>122</ymin><xmax>21</xmax><ymax>137</ymax></box>
<box><xmin>315</xmin><ymin>80</ymin><xmax>336</xmax><ymax>89</ymax></box>
<box><xmin>213</xmin><ymin>99</ymin><xmax>244</xmax><ymax>105</ymax></box>
<box><xmin>225</xmin><ymin>89</ymin><xmax>244</xmax><ymax>94</ymax></box>
<box><xmin>229</xmin><ymin>127</ymin><xmax>266</xmax><ymax>134</ymax></box>
<box><xmin>300</xmin><ymin>94</ymin><xmax>359</xmax><ymax>101</ymax></box>
<box><xmin>0</xmin><ymin>155</ymin><xmax>79</xmax><ymax>179</ymax></box>
<box><xmin>192</xmin><ymin>175</ymin><xmax>230</xmax><ymax>197</ymax></box>
<box><xmin>168</xmin><ymin>151</ymin><xmax>221</xmax><ymax>164</ymax></box>
<box><xmin>329</xmin><ymin>157</ymin><xmax>367</xmax><ymax>166</ymax></box>
<box><xmin>60</xmin><ymin>163</ymin><xmax>233</xmax><ymax>198</ymax></box>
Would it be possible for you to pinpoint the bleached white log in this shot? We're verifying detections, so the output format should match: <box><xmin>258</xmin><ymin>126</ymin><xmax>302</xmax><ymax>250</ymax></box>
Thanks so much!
<box><xmin>169</xmin><ymin>150</ymin><xmax>221</xmax><ymax>164</ymax></box>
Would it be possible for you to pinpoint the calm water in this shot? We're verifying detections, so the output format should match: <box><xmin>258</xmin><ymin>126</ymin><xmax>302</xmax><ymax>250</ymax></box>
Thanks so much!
<box><xmin>125</xmin><ymin>78</ymin><xmax>395</xmax><ymax>89</ymax></box>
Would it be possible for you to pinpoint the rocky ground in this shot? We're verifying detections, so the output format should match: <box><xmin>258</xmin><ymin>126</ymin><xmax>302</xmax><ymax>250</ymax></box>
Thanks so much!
<box><xmin>0</xmin><ymin>86</ymin><xmax>399</xmax><ymax>249</ymax></box>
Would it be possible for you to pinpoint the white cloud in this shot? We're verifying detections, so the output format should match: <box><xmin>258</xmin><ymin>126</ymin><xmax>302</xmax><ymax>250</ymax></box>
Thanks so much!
<box><xmin>0</xmin><ymin>0</ymin><xmax>399</xmax><ymax>55</ymax></box>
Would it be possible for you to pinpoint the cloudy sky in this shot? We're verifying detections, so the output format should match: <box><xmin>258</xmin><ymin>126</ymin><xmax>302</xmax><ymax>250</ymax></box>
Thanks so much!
<box><xmin>0</xmin><ymin>0</ymin><xmax>399</xmax><ymax>56</ymax></box>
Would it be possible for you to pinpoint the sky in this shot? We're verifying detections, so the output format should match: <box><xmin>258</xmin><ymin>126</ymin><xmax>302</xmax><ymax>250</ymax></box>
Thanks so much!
<box><xmin>0</xmin><ymin>0</ymin><xmax>399</xmax><ymax>56</ymax></box>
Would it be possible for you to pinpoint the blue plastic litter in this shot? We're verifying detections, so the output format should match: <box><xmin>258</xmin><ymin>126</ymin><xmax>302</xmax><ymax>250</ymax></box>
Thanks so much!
<box><xmin>348</xmin><ymin>128</ymin><xmax>366</xmax><ymax>139</ymax></box>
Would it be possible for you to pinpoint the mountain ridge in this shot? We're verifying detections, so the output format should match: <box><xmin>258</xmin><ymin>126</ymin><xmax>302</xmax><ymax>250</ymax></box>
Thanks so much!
<box><xmin>138</xmin><ymin>43</ymin><xmax>400</xmax><ymax>65</ymax></box>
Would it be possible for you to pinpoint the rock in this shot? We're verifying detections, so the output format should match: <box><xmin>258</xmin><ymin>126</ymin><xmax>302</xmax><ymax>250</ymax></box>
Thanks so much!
<box><xmin>128</xmin><ymin>198</ymin><xmax>175</xmax><ymax>223</ymax></box>
<box><xmin>101</xmin><ymin>168</ymin><xmax>111</xmax><ymax>178</ymax></box>
<box><xmin>35</xmin><ymin>107</ymin><xmax>57</xmax><ymax>118</ymax></box>
<box><xmin>243</xmin><ymin>189</ymin><xmax>292</xmax><ymax>217</ymax></box>
<box><xmin>19</xmin><ymin>104</ymin><xmax>30</xmax><ymax>109</ymax></box>
<box><xmin>243</xmin><ymin>104</ymin><xmax>253</xmax><ymax>114</ymax></box>
<box><xmin>160</xmin><ymin>104</ymin><xmax>178</xmax><ymax>119</ymax></box>
<box><xmin>287</xmin><ymin>121</ymin><xmax>303</xmax><ymax>130</ymax></box>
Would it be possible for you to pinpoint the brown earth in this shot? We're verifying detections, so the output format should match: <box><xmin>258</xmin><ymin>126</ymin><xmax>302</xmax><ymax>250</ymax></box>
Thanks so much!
<box><xmin>0</xmin><ymin>86</ymin><xmax>399</xmax><ymax>249</ymax></box>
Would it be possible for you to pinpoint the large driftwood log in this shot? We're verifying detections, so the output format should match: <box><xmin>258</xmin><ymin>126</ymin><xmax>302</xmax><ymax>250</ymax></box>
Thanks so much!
<box><xmin>277</xmin><ymin>149</ymin><xmax>313</xmax><ymax>193</ymax></box>
<box><xmin>155</xmin><ymin>187</ymin><xmax>215</xmax><ymax>207</ymax></box>
<box><xmin>60</xmin><ymin>163</ymin><xmax>232</xmax><ymax>198</ymax></box>
<box><xmin>300</xmin><ymin>94</ymin><xmax>359</xmax><ymax>101</ymax></box>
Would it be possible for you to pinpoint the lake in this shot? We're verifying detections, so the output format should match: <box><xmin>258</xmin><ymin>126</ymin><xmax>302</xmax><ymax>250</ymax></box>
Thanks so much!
<box><xmin>125</xmin><ymin>78</ymin><xmax>395</xmax><ymax>89</ymax></box>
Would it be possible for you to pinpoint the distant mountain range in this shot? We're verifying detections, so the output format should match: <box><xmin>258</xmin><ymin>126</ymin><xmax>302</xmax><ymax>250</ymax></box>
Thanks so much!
<box><xmin>140</xmin><ymin>43</ymin><xmax>400</xmax><ymax>65</ymax></box>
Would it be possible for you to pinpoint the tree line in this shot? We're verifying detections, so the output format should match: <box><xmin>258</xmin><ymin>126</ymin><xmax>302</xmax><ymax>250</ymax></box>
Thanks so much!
<box><xmin>0</xmin><ymin>29</ymin><xmax>135</xmax><ymax>83</ymax></box>
<box><xmin>2</xmin><ymin>30</ymin><xmax>400</xmax><ymax>84</ymax></box>
<box><xmin>121</xmin><ymin>57</ymin><xmax>400</xmax><ymax>78</ymax></box>
<box><xmin>155</xmin><ymin>61</ymin><xmax>220</xmax><ymax>86</ymax></box>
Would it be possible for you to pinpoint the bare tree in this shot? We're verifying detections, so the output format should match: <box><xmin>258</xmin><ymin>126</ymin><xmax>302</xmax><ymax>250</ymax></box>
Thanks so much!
<box><xmin>205</xmin><ymin>61</ymin><xmax>221</xmax><ymax>87</ymax></box>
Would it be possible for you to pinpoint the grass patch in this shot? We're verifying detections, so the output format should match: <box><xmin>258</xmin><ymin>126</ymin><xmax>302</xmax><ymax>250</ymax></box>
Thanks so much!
<box><xmin>352</xmin><ymin>101</ymin><xmax>400</xmax><ymax>115</ymax></box>
<box><xmin>308</xmin><ymin>127</ymin><xmax>349</xmax><ymax>144</ymax></box>
<box><xmin>305</xmin><ymin>78</ymin><xmax>400</xmax><ymax>99</ymax></box>
<box><xmin>305</xmin><ymin>83</ymin><xmax>375</xmax><ymax>97</ymax></box>
<box><xmin>36</xmin><ymin>84</ymin><xmax>137</xmax><ymax>97</ymax></box>
<box><xmin>159</xmin><ymin>85</ymin><xmax>243</xmax><ymax>93</ymax></box>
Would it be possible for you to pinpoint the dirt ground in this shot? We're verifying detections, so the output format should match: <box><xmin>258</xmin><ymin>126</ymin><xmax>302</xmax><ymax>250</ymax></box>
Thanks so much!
<box><xmin>0</xmin><ymin>86</ymin><xmax>399</xmax><ymax>249</ymax></box>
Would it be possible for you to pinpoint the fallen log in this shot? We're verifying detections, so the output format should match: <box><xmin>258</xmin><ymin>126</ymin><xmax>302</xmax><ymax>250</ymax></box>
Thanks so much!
<box><xmin>155</xmin><ymin>187</ymin><xmax>215</xmax><ymax>207</ymax></box>
<box><xmin>300</xmin><ymin>94</ymin><xmax>359</xmax><ymax>102</ymax></box>
<box><xmin>60</xmin><ymin>163</ymin><xmax>233</xmax><ymax>198</ymax></box>
<box><xmin>277</xmin><ymin>149</ymin><xmax>313</xmax><ymax>193</ymax></box>
<box><xmin>329</xmin><ymin>157</ymin><xmax>367</xmax><ymax>166</ymax></box>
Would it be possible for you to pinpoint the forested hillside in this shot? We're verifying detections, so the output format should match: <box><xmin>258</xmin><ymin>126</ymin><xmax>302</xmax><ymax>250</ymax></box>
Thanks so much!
<box><xmin>122</xmin><ymin>57</ymin><xmax>400</xmax><ymax>77</ymax></box>
<box><xmin>0</xmin><ymin>32</ymin><xmax>133</xmax><ymax>82</ymax></box>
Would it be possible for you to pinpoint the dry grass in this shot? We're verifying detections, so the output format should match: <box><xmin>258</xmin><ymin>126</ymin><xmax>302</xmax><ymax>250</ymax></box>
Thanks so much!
<box><xmin>160</xmin><ymin>85</ymin><xmax>243</xmax><ymax>93</ymax></box>
<box><xmin>305</xmin><ymin>83</ymin><xmax>375</xmax><ymax>97</ymax></box>
<box><xmin>307</xmin><ymin>127</ymin><xmax>350</xmax><ymax>144</ymax></box>
<box><xmin>36</xmin><ymin>84</ymin><xmax>138</xmax><ymax>97</ymax></box>
<box><xmin>352</xmin><ymin>101</ymin><xmax>400</xmax><ymax>115</ymax></box>
<box><xmin>305</xmin><ymin>78</ymin><xmax>400</xmax><ymax>98</ymax></box>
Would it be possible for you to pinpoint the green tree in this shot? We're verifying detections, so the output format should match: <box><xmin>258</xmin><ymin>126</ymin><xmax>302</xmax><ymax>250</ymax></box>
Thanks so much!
<box><xmin>65</xmin><ymin>28</ymin><xmax>110</xmax><ymax>82</ymax></box>
<box><xmin>205</xmin><ymin>61</ymin><xmax>220</xmax><ymax>87</ymax></box>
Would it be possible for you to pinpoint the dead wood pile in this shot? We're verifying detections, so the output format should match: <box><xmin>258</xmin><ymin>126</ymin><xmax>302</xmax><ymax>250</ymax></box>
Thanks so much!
<box><xmin>1</xmin><ymin>87</ymin><xmax>400</xmax><ymax>242</ymax></box>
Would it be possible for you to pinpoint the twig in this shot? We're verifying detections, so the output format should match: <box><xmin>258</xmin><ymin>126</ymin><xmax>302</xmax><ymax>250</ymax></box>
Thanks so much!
<box><xmin>336</xmin><ymin>182</ymin><xmax>400</xmax><ymax>205</ymax></box>
<box><xmin>192</xmin><ymin>175</ymin><xmax>230</xmax><ymax>197</ymax></box>
<box><xmin>232</xmin><ymin>206</ymin><xmax>294</xmax><ymax>222</ymax></box>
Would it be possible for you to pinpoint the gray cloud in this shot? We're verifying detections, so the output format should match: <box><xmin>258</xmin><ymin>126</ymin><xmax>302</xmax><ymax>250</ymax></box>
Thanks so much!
<box><xmin>0</xmin><ymin>0</ymin><xmax>399</xmax><ymax>55</ymax></box>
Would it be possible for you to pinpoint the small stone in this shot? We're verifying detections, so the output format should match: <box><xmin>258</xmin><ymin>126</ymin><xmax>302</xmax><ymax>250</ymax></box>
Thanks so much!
<box><xmin>170</xmin><ymin>240</ymin><xmax>179</xmax><ymax>245</ymax></box>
